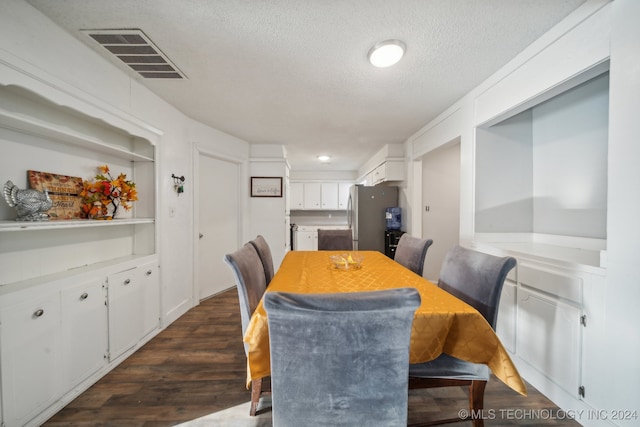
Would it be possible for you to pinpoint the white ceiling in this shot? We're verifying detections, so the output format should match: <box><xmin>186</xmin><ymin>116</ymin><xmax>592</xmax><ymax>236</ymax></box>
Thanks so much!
<box><xmin>26</xmin><ymin>0</ymin><xmax>585</xmax><ymax>172</ymax></box>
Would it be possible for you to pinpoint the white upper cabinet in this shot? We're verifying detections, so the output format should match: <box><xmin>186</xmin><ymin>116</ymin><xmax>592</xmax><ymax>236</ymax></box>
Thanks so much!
<box><xmin>290</xmin><ymin>181</ymin><xmax>352</xmax><ymax>210</ymax></box>
<box><xmin>303</xmin><ymin>182</ymin><xmax>322</xmax><ymax>209</ymax></box>
<box><xmin>338</xmin><ymin>183</ymin><xmax>351</xmax><ymax>210</ymax></box>
<box><xmin>320</xmin><ymin>183</ymin><xmax>338</xmax><ymax>209</ymax></box>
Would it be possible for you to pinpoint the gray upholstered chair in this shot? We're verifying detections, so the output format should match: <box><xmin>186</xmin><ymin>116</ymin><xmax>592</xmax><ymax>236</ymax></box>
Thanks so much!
<box><xmin>408</xmin><ymin>245</ymin><xmax>517</xmax><ymax>427</ymax></box>
<box><xmin>317</xmin><ymin>228</ymin><xmax>353</xmax><ymax>250</ymax></box>
<box><xmin>264</xmin><ymin>288</ymin><xmax>421</xmax><ymax>427</ymax></box>
<box><xmin>223</xmin><ymin>243</ymin><xmax>271</xmax><ymax>416</ymax></box>
<box><xmin>394</xmin><ymin>234</ymin><xmax>433</xmax><ymax>276</ymax></box>
<box><xmin>249</xmin><ymin>234</ymin><xmax>274</xmax><ymax>285</ymax></box>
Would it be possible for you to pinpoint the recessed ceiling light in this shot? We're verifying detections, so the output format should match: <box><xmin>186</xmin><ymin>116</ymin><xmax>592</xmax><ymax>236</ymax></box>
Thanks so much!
<box><xmin>368</xmin><ymin>40</ymin><xmax>406</xmax><ymax>68</ymax></box>
<box><xmin>317</xmin><ymin>155</ymin><xmax>331</xmax><ymax>162</ymax></box>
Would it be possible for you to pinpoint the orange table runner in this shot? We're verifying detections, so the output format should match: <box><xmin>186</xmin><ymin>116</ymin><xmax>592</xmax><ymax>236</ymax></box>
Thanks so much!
<box><xmin>244</xmin><ymin>250</ymin><xmax>527</xmax><ymax>396</ymax></box>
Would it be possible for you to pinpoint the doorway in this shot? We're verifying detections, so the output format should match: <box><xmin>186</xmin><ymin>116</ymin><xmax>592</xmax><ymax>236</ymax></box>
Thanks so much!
<box><xmin>196</xmin><ymin>152</ymin><xmax>240</xmax><ymax>300</ymax></box>
<box><xmin>421</xmin><ymin>138</ymin><xmax>461</xmax><ymax>281</ymax></box>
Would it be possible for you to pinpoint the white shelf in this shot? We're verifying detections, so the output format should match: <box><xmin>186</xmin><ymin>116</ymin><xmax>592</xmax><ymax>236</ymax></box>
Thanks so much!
<box><xmin>0</xmin><ymin>106</ymin><xmax>153</xmax><ymax>162</ymax></box>
<box><xmin>0</xmin><ymin>218</ymin><xmax>154</xmax><ymax>232</ymax></box>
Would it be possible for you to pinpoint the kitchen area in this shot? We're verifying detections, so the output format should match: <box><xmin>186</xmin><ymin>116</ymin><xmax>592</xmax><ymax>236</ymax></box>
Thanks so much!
<box><xmin>290</xmin><ymin>181</ymin><xmax>404</xmax><ymax>257</ymax></box>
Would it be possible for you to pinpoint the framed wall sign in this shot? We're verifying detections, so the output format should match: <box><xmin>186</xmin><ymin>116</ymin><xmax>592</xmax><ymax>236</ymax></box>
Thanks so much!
<box><xmin>251</xmin><ymin>176</ymin><xmax>283</xmax><ymax>197</ymax></box>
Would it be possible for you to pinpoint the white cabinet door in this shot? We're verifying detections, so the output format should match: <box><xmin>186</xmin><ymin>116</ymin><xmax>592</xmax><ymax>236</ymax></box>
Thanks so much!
<box><xmin>321</xmin><ymin>183</ymin><xmax>339</xmax><ymax>209</ymax></box>
<box><xmin>496</xmin><ymin>279</ymin><xmax>517</xmax><ymax>353</ymax></box>
<box><xmin>290</xmin><ymin>182</ymin><xmax>304</xmax><ymax>210</ymax></box>
<box><xmin>62</xmin><ymin>279</ymin><xmax>108</xmax><ymax>391</ymax></box>
<box><xmin>0</xmin><ymin>293</ymin><xmax>63</xmax><ymax>427</ymax></box>
<box><xmin>303</xmin><ymin>183</ymin><xmax>322</xmax><ymax>209</ymax></box>
<box><xmin>338</xmin><ymin>183</ymin><xmax>351</xmax><ymax>210</ymax></box>
<box><xmin>139</xmin><ymin>262</ymin><xmax>160</xmax><ymax>336</ymax></box>
<box><xmin>296</xmin><ymin>231</ymin><xmax>317</xmax><ymax>250</ymax></box>
<box><xmin>517</xmin><ymin>287</ymin><xmax>582</xmax><ymax>395</ymax></box>
<box><xmin>108</xmin><ymin>268</ymin><xmax>143</xmax><ymax>361</ymax></box>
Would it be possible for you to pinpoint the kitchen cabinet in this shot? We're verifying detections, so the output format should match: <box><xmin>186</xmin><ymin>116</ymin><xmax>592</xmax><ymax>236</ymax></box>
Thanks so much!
<box><xmin>321</xmin><ymin>183</ymin><xmax>338</xmax><ymax>209</ymax></box>
<box><xmin>338</xmin><ymin>183</ymin><xmax>351</xmax><ymax>209</ymax></box>
<box><xmin>371</xmin><ymin>161</ymin><xmax>404</xmax><ymax>185</ymax></box>
<box><xmin>290</xmin><ymin>182</ymin><xmax>304</xmax><ymax>210</ymax></box>
<box><xmin>303</xmin><ymin>183</ymin><xmax>322</xmax><ymax>209</ymax></box>
<box><xmin>290</xmin><ymin>182</ymin><xmax>352</xmax><ymax>210</ymax></box>
<box><xmin>0</xmin><ymin>80</ymin><xmax>160</xmax><ymax>426</ymax></box>
<box><xmin>295</xmin><ymin>230</ymin><xmax>317</xmax><ymax>250</ymax></box>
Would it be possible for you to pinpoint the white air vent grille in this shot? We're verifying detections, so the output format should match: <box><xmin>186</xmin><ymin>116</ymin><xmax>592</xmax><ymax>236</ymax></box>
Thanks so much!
<box><xmin>82</xmin><ymin>29</ymin><xmax>187</xmax><ymax>79</ymax></box>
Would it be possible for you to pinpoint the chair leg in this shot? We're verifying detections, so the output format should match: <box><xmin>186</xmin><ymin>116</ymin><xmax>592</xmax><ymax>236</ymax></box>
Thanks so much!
<box><xmin>469</xmin><ymin>380</ymin><xmax>487</xmax><ymax>427</ymax></box>
<box><xmin>250</xmin><ymin>377</ymin><xmax>263</xmax><ymax>416</ymax></box>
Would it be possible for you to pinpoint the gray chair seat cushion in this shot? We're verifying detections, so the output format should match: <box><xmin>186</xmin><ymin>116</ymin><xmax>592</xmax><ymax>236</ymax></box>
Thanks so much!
<box><xmin>409</xmin><ymin>353</ymin><xmax>490</xmax><ymax>381</ymax></box>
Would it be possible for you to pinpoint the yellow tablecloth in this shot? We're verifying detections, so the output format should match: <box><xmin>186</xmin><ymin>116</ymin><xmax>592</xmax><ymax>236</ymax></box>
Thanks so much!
<box><xmin>244</xmin><ymin>250</ymin><xmax>527</xmax><ymax>396</ymax></box>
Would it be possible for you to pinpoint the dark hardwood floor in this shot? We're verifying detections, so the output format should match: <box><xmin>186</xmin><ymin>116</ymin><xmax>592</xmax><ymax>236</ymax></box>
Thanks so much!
<box><xmin>44</xmin><ymin>288</ymin><xmax>581</xmax><ymax>426</ymax></box>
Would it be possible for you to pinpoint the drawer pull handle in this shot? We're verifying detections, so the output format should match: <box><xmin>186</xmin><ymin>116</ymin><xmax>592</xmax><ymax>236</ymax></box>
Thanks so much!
<box><xmin>33</xmin><ymin>309</ymin><xmax>44</xmax><ymax>318</ymax></box>
<box><xmin>80</xmin><ymin>292</ymin><xmax>89</xmax><ymax>301</ymax></box>
<box><xmin>146</xmin><ymin>270</ymin><xmax>152</xmax><ymax>276</ymax></box>
<box><xmin>124</xmin><ymin>279</ymin><xmax>131</xmax><ymax>285</ymax></box>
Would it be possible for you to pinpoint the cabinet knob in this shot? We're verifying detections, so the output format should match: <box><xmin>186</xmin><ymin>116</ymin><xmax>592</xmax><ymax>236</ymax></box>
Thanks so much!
<box><xmin>146</xmin><ymin>270</ymin><xmax>153</xmax><ymax>276</ymax></box>
<box><xmin>124</xmin><ymin>278</ymin><xmax>131</xmax><ymax>285</ymax></box>
<box><xmin>80</xmin><ymin>292</ymin><xmax>89</xmax><ymax>301</ymax></box>
<box><xmin>33</xmin><ymin>309</ymin><xmax>44</xmax><ymax>318</ymax></box>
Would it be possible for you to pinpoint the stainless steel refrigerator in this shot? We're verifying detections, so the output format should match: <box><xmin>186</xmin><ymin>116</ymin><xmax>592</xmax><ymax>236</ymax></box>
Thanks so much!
<box><xmin>347</xmin><ymin>185</ymin><xmax>399</xmax><ymax>252</ymax></box>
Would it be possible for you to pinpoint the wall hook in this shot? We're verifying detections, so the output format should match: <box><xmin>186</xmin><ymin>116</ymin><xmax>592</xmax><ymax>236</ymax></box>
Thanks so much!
<box><xmin>172</xmin><ymin>174</ymin><xmax>185</xmax><ymax>195</ymax></box>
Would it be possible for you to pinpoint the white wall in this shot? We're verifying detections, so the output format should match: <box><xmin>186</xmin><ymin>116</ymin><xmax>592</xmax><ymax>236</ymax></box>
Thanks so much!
<box><xmin>0</xmin><ymin>0</ymin><xmax>251</xmax><ymax>326</ymax></box>
<box><xmin>603</xmin><ymin>0</ymin><xmax>640</xmax><ymax>422</ymax></box>
<box><xmin>404</xmin><ymin>0</ymin><xmax>640</xmax><ymax>424</ymax></box>
<box><xmin>532</xmin><ymin>72</ymin><xmax>609</xmax><ymax>238</ymax></box>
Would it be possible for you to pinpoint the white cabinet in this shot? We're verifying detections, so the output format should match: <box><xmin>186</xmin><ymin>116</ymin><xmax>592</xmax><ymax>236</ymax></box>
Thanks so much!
<box><xmin>371</xmin><ymin>161</ymin><xmax>404</xmax><ymax>185</ymax></box>
<box><xmin>496</xmin><ymin>278</ymin><xmax>517</xmax><ymax>353</ymax></box>
<box><xmin>139</xmin><ymin>261</ymin><xmax>160</xmax><ymax>336</ymax></box>
<box><xmin>0</xmin><ymin>292</ymin><xmax>63</xmax><ymax>427</ymax></box>
<box><xmin>517</xmin><ymin>287</ymin><xmax>582</xmax><ymax>396</ymax></box>
<box><xmin>108</xmin><ymin>268</ymin><xmax>144</xmax><ymax>361</ymax></box>
<box><xmin>290</xmin><ymin>182</ymin><xmax>352</xmax><ymax>210</ymax></box>
<box><xmin>321</xmin><ymin>183</ymin><xmax>338</xmax><ymax>209</ymax></box>
<box><xmin>0</xmin><ymin>81</ymin><xmax>160</xmax><ymax>426</ymax></box>
<box><xmin>338</xmin><ymin>183</ymin><xmax>351</xmax><ymax>209</ymax></box>
<box><xmin>303</xmin><ymin>183</ymin><xmax>322</xmax><ymax>209</ymax></box>
<box><xmin>290</xmin><ymin>182</ymin><xmax>304</xmax><ymax>210</ymax></box>
<box><xmin>295</xmin><ymin>230</ymin><xmax>318</xmax><ymax>250</ymax></box>
<box><xmin>61</xmin><ymin>279</ymin><xmax>108</xmax><ymax>390</ymax></box>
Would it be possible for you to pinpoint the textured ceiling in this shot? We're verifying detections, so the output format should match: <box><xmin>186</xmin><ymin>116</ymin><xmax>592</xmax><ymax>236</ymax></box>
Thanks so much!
<box><xmin>26</xmin><ymin>0</ymin><xmax>586</xmax><ymax>172</ymax></box>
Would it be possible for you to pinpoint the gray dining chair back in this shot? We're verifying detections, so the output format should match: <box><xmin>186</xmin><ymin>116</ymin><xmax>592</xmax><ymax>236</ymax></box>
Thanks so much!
<box><xmin>408</xmin><ymin>245</ymin><xmax>517</xmax><ymax>427</ymax></box>
<box><xmin>249</xmin><ymin>234</ymin><xmax>274</xmax><ymax>285</ymax></box>
<box><xmin>264</xmin><ymin>288</ymin><xmax>421</xmax><ymax>427</ymax></box>
<box><xmin>393</xmin><ymin>234</ymin><xmax>433</xmax><ymax>276</ymax></box>
<box><xmin>223</xmin><ymin>243</ymin><xmax>270</xmax><ymax>416</ymax></box>
<box><xmin>317</xmin><ymin>228</ymin><xmax>353</xmax><ymax>250</ymax></box>
<box><xmin>437</xmin><ymin>245</ymin><xmax>516</xmax><ymax>328</ymax></box>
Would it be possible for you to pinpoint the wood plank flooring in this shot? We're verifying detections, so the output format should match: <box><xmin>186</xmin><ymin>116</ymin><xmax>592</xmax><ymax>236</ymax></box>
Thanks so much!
<box><xmin>43</xmin><ymin>288</ymin><xmax>581</xmax><ymax>426</ymax></box>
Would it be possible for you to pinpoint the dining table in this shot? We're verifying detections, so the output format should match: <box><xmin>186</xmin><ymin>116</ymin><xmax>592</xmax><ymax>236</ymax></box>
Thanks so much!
<box><xmin>243</xmin><ymin>250</ymin><xmax>527</xmax><ymax>396</ymax></box>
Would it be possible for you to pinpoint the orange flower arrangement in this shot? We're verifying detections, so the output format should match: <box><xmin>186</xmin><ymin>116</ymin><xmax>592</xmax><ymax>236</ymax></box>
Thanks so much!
<box><xmin>81</xmin><ymin>165</ymin><xmax>138</xmax><ymax>220</ymax></box>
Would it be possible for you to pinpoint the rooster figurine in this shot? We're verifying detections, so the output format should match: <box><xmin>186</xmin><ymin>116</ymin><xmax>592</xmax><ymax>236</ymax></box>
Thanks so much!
<box><xmin>3</xmin><ymin>180</ymin><xmax>52</xmax><ymax>221</ymax></box>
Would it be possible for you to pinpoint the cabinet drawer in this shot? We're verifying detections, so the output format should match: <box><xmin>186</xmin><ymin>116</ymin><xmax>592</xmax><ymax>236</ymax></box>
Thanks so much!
<box><xmin>519</xmin><ymin>265</ymin><xmax>582</xmax><ymax>303</ymax></box>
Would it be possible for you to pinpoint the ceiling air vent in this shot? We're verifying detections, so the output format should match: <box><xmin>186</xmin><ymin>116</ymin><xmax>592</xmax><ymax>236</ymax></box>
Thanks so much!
<box><xmin>82</xmin><ymin>29</ymin><xmax>187</xmax><ymax>79</ymax></box>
